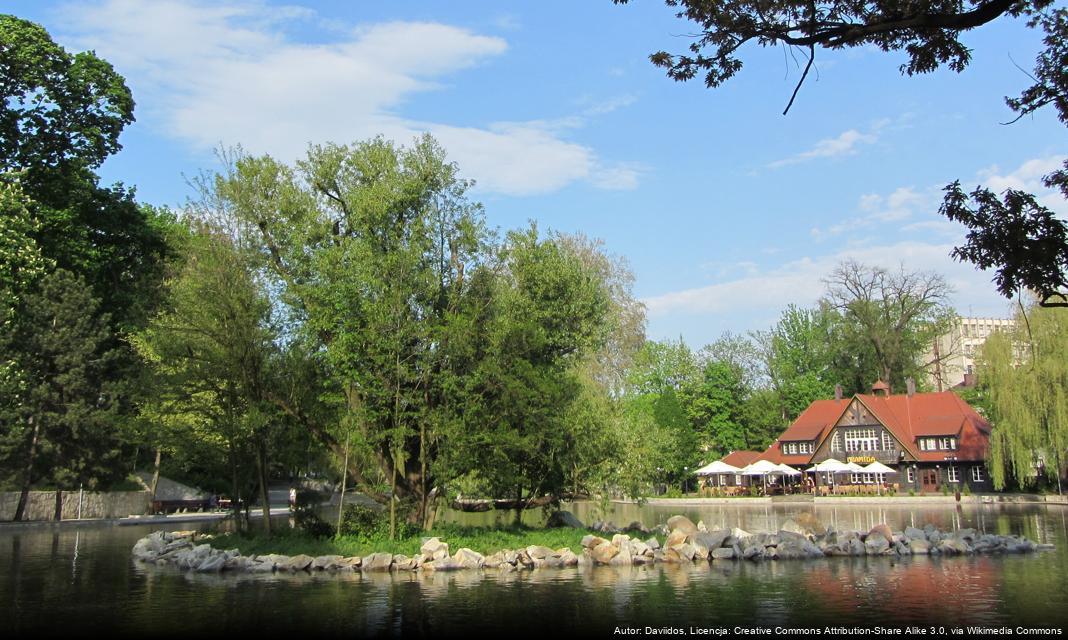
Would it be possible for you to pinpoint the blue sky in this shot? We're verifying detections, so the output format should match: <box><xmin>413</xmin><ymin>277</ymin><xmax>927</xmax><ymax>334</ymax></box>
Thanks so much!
<box><xmin>14</xmin><ymin>0</ymin><xmax>1067</xmax><ymax>347</ymax></box>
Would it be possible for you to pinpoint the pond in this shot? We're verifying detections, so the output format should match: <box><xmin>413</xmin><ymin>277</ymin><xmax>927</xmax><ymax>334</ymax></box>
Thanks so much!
<box><xmin>3</xmin><ymin>502</ymin><xmax>1067</xmax><ymax>637</ymax></box>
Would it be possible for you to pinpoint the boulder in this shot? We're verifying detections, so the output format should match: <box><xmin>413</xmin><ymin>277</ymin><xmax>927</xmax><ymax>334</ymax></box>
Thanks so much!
<box><xmin>904</xmin><ymin>526</ymin><xmax>926</xmax><ymax>541</ymax></box>
<box><xmin>794</xmin><ymin>512</ymin><xmax>827</xmax><ymax>536</ymax></box>
<box><xmin>693</xmin><ymin>530</ymin><xmax>730</xmax><ymax>552</ymax></box>
<box><xmin>392</xmin><ymin>555</ymin><xmax>417</xmax><ymax>571</ymax></box>
<box><xmin>422</xmin><ymin>559</ymin><xmax>463</xmax><ymax>572</ymax></box>
<box><xmin>581</xmin><ymin>535</ymin><xmax>608</xmax><ymax>549</ymax></box>
<box><xmin>340</xmin><ymin>557</ymin><xmax>362</xmax><ymax>570</ymax></box>
<box><xmin>196</xmin><ymin>553</ymin><xmax>227</xmax><ymax>572</ymax></box>
<box><xmin>675</xmin><ymin>543</ymin><xmax>698</xmax><ymax>562</ymax></box>
<box><xmin>610</xmin><ymin>534</ymin><xmax>632</xmax><ymax>547</ymax></box>
<box><xmin>453</xmin><ymin>548</ymin><xmax>485</xmax><ymax>570</ymax></box>
<box><xmin>731</xmin><ymin>527</ymin><xmax>752</xmax><ymax>541</ymax></box>
<box><xmin>557</xmin><ymin>548</ymin><xmax>580</xmax><ymax>566</ymax></box>
<box><xmin>696</xmin><ymin>520</ymin><xmax>709</xmax><ymax>533</ymax></box>
<box><xmin>483</xmin><ymin>551</ymin><xmax>507</xmax><ymax>569</ymax></box>
<box><xmin>864</xmin><ymin>537</ymin><xmax>890</xmax><ymax>555</ymax></box>
<box><xmin>526</xmin><ymin>545</ymin><xmax>555</xmax><ymax>560</ymax></box>
<box><xmin>420</xmin><ymin>538</ymin><xmax>449</xmax><ymax>559</ymax></box>
<box><xmin>666</xmin><ymin>515</ymin><xmax>698</xmax><ymax>536</ymax></box>
<box><xmin>624</xmin><ymin>521</ymin><xmax>651</xmax><ymax>536</ymax></box>
<box><xmin>711</xmin><ymin>547</ymin><xmax>736</xmax><ymax>560</ymax></box>
<box><xmin>867</xmin><ymin>524</ymin><xmax>894</xmax><ymax>545</ymax></box>
<box><xmin>311</xmin><ymin>555</ymin><xmax>344</xmax><ymax>571</ymax></box>
<box><xmin>362</xmin><ymin>552</ymin><xmax>394</xmax><ymax>572</ymax></box>
<box><xmin>590</xmin><ymin>542</ymin><xmax>620</xmax><ymax>564</ymax></box>
<box><xmin>779</xmin><ymin>519</ymin><xmax>807</xmax><ymax>536</ymax></box>
<box><xmin>645</xmin><ymin>537</ymin><xmax>661</xmax><ymax>551</ymax></box>
<box><xmin>665</xmin><ymin>529</ymin><xmax>688</xmax><ymax>549</ymax></box>
<box><xmin>545</xmin><ymin>510</ymin><xmax>585</xmax><ymax>529</ymax></box>
<box><xmin>285</xmin><ymin>554</ymin><xmax>314</xmax><ymax>571</ymax></box>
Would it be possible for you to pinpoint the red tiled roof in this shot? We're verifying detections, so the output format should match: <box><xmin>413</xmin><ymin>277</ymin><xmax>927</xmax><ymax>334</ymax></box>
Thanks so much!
<box><xmin>759</xmin><ymin>389</ymin><xmax>991</xmax><ymax>466</ymax></box>
<box><xmin>721</xmin><ymin>450</ymin><xmax>762</xmax><ymax>468</ymax></box>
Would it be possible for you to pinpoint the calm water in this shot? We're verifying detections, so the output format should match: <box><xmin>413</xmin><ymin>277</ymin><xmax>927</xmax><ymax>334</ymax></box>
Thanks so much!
<box><xmin>3</xmin><ymin>502</ymin><xmax>1067</xmax><ymax>638</ymax></box>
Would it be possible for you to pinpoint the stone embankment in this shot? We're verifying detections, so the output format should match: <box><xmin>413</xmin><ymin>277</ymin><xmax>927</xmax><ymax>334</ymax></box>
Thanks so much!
<box><xmin>131</xmin><ymin>513</ymin><xmax>1053</xmax><ymax>575</ymax></box>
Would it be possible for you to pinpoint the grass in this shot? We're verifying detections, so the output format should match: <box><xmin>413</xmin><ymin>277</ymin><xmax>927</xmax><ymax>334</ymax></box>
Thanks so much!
<box><xmin>205</xmin><ymin>524</ymin><xmax>632</xmax><ymax>559</ymax></box>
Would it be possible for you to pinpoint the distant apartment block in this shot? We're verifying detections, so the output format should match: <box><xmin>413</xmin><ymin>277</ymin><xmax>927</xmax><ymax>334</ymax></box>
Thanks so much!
<box><xmin>926</xmin><ymin>316</ymin><xmax>1015</xmax><ymax>391</ymax></box>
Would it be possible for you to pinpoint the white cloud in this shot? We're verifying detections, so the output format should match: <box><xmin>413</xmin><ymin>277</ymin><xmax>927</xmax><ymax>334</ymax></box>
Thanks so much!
<box><xmin>975</xmin><ymin>155</ymin><xmax>1067</xmax><ymax>216</ymax></box>
<box><xmin>768</xmin><ymin>128</ymin><xmax>877</xmax><ymax>168</ymax></box>
<box><xmin>642</xmin><ymin>241</ymin><xmax>1011</xmax><ymax>324</ymax></box>
<box><xmin>56</xmin><ymin>0</ymin><xmax>638</xmax><ymax>196</ymax></box>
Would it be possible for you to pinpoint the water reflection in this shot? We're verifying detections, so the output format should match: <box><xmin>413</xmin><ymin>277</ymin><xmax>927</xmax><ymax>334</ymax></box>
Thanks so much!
<box><xmin>2</xmin><ymin>503</ymin><xmax>1067</xmax><ymax>636</ymax></box>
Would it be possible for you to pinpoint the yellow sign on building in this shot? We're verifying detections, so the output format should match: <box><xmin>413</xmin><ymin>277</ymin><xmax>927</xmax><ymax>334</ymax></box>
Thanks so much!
<box><xmin>847</xmin><ymin>456</ymin><xmax>876</xmax><ymax>464</ymax></box>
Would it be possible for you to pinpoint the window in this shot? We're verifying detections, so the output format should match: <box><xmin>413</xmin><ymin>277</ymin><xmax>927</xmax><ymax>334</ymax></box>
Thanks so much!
<box><xmin>971</xmin><ymin>467</ymin><xmax>984</xmax><ymax>482</ymax></box>
<box><xmin>907</xmin><ymin>467</ymin><xmax>915</xmax><ymax>483</ymax></box>
<box><xmin>784</xmin><ymin>442</ymin><xmax>797</xmax><ymax>455</ymax></box>
<box><xmin>831</xmin><ymin>432</ymin><xmax>841</xmax><ymax>452</ymax></box>
<box><xmin>718</xmin><ymin>474</ymin><xmax>727</xmax><ymax>486</ymax></box>
<box><xmin>939</xmin><ymin>437</ymin><xmax>957</xmax><ymax>450</ymax></box>
<box><xmin>948</xmin><ymin>466</ymin><xmax>960</xmax><ymax>483</ymax></box>
<box><xmin>798</xmin><ymin>441</ymin><xmax>813</xmax><ymax>455</ymax></box>
<box><xmin>734</xmin><ymin>474</ymin><xmax>743</xmax><ymax>485</ymax></box>
<box><xmin>845</xmin><ymin>429</ymin><xmax>878</xmax><ymax>452</ymax></box>
<box><xmin>881</xmin><ymin>431</ymin><xmax>894</xmax><ymax>451</ymax></box>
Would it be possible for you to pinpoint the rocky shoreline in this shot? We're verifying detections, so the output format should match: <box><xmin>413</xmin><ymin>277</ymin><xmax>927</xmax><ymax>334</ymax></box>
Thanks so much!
<box><xmin>131</xmin><ymin>513</ymin><xmax>1054</xmax><ymax>574</ymax></box>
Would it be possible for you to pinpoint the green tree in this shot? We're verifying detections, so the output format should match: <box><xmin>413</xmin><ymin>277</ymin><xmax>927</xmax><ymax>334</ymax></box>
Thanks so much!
<box><xmin>205</xmin><ymin>135</ymin><xmax>486</xmax><ymax>528</ymax></box>
<box><xmin>822</xmin><ymin>260</ymin><xmax>955</xmax><ymax>391</ymax></box>
<box><xmin>1</xmin><ymin>269</ymin><xmax>121</xmax><ymax>520</ymax></box>
<box><xmin>618</xmin><ymin>0</ymin><xmax>1068</xmax><ymax>307</ymax></box>
<box><xmin>442</xmin><ymin>226</ymin><xmax>610</xmax><ymax>523</ymax></box>
<box><xmin>132</xmin><ymin>225</ymin><xmax>288</xmax><ymax>531</ymax></box>
<box><xmin>981</xmin><ymin>301</ymin><xmax>1068</xmax><ymax>492</ymax></box>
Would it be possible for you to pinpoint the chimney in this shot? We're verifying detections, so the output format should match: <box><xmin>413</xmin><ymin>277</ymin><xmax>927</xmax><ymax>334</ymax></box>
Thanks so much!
<box><xmin>871</xmin><ymin>379</ymin><xmax>890</xmax><ymax>397</ymax></box>
<box><xmin>906</xmin><ymin>377</ymin><xmax>916</xmax><ymax>397</ymax></box>
<box><xmin>834</xmin><ymin>384</ymin><xmax>843</xmax><ymax>400</ymax></box>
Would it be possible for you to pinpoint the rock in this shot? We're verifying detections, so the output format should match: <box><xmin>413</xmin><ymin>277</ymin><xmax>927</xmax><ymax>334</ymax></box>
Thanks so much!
<box><xmin>624</xmin><ymin>521</ymin><xmax>651</xmax><ymax>535</ymax></box>
<box><xmin>743</xmin><ymin>544</ymin><xmax>763</xmax><ymax>560</ymax></box>
<box><xmin>904</xmin><ymin>526</ymin><xmax>925</xmax><ymax>541</ymax></box>
<box><xmin>362</xmin><ymin>552</ymin><xmax>394</xmax><ymax>572</ymax></box>
<box><xmin>675</xmin><ymin>543</ymin><xmax>698</xmax><ymax>562</ymax></box>
<box><xmin>780</xmin><ymin>519</ymin><xmax>807</xmax><ymax>536</ymax></box>
<box><xmin>794</xmin><ymin>512</ymin><xmax>827</xmax><ymax>536</ymax></box>
<box><xmin>867</xmin><ymin>524</ymin><xmax>894</xmax><ymax>545</ymax></box>
<box><xmin>340</xmin><ymin>556</ymin><xmax>362</xmax><ymax>570</ymax></box>
<box><xmin>392</xmin><ymin>555</ymin><xmax>417</xmax><ymax>571</ymax></box>
<box><xmin>666</xmin><ymin>515</ymin><xmax>698</xmax><ymax>536</ymax></box>
<box><xmin>591</xmin><ymin>521</ymin><xmax>621</xmax><ymax>534</ymax></box>
<box><xmin>581</xmin><ymin>535</ymin><xmax>608</xmax><ymax>549</ymax></box>
<box><xmin>693</xmin><ymin>530</ymin><xmax>730</xmax><ymax>552</ymax></box>
<box><xmin>503</xmin><ymin>550</ymin><xmax>519</xmax><ymax>565</ymax></box>
<box><xmin>483</xmin><ymin>551</ymin><xmax>507</xmax><ymax>569</ymax></box>
<box><xmin>609</xmin><ymin>545</ymin><xmax>634</xmax><ymax>566</ymax></box>
<box><xmin>545</xmin><ymin>510</ymin><xmax>585</xmax><ymax>529</ymax></box>
<box><xmin>311</xmin><ymin>555</ymin><xmax>344</xmax><ymax>571</ymax></box>
<box><xmin>196</xmin><ymin>553</ymin><xmax>227</xmax><ymax>572</ymax></box>
<box><xmin>526</xmin><ymin>545</ymin><xmax>555</xmax><ymax>560</ymax></box>
<box><xmin>630</xmin><ymin>540</ymin><xmax>650</xmax><ymax>557</ymax></box>
<box><xmin>665</xmin><ymin>529</ymin><xmax>688</xmax><ymax>549</ymax></box>
<box><xmin>422</xmin><ymin>559</ymin><xmax>463</xmax><ymax>572</ymax></box>
<box><xmin>893</xmin><ymin>541</ymin><xmax>912</xmax><ymax>555</ymax></box>
<box><xmin>453</xmin><ymin>548</ymin><xmax>484</xmax><ymax>569</ymax></box>
<box><xmin>285</xmin><ymin>554</ymin><xmax>314</xmax><ymax>571</ymax></box>
<box><xmin>846</xmin><ymin>538</ymin><xmax>866</xmax><ymax>556</ymax></box>
<box><xmin>940</xmin><ymin>538</ymin><xmax>972</xmax><ymax>555</ymax></box>
<box><xmin>420</xmin><ymin>537</ymin><xmax>449</xmax><ymax>559</ymax></box>
<box><xmin>645</xmin><ymin>537</ymin><xmax>661</xmax><ymax>551</ymax></box>
<box><xmin>610</xmin><ymin>534</ymin><xmax>631</xmax><ymax>547</ymax></box>
<box><xmin>247</xmin><ymin>559</ymin><xmax>276</xmax><ymax>573</ymax></box>
<box><xmin>864</xmin><ymin>537</ymin><xmax>890</xmax><ymax>555</ymax></box>
<box><xmin>711</xmin><ymin>547</ymin><xmax>736</xmax><ymax>560</ymax></box>
<box><xmin>696</xmin><ymin>520</ymin><xmax>709</xmax><ymax>533</ymax></box>
<box><xmin>590</xmin><ymin>543</ymin><xmax>620</xmax><ymax>564</ymax></box>
<box><xmin>557</xmin><ymin>548</ymin><xmax>580</xmax><ymax>566</ymax></box>
<box><xmin>731</xmin><ymin>527</ymin><xmax>752</xmax><ymax>541</ymax></box>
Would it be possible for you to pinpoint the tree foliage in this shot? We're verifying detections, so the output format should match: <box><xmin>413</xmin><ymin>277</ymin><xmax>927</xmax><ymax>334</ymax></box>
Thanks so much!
<box><xmin>981</xmin><ymin>301</ymin><xmax>1068</xmax><ymax>491</ymax></box>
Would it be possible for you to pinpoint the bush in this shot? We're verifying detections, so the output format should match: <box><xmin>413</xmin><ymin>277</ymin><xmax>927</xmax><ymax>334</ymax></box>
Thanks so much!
<box><xmin>294</xmin><ymin>489</ymin><xmax>334</xmax><ymax>538</ymax></box>
<box><xmin>338</xmin><ymin>501</ymin><xmax>420</xmax><ymax>543</ymax></box>
<box><xmin>962</xmin><ymin>483</ymin><xmax>972</xmax><ymax>496</ymax></box>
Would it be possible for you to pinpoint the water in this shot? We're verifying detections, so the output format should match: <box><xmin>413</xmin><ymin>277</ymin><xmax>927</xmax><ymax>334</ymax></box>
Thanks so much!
<box><xmin>3</xmin><ymin>503</ymin><xmax>1067</xmax><ymax>637</ymax></box>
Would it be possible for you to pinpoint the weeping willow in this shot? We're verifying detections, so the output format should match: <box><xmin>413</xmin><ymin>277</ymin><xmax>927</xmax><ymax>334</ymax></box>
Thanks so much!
<box><xmin>982</xmin><ymin>303</ymin><xmax>1068</xmax><ymax>492</ymax></box>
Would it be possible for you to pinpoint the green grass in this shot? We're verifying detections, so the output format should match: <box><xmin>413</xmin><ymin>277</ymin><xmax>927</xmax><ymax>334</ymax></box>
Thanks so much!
<box><xmin>205</xmin><ymin>524</ymin><xmax>634</xmax><ymax>559</ymax></box>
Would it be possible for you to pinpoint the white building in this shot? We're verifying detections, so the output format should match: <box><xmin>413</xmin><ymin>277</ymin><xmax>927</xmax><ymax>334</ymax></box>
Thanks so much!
<box><xmin>926</xmin><ymin>316</ymin><xmax>1015</xmax><ymax>390</ymax></box>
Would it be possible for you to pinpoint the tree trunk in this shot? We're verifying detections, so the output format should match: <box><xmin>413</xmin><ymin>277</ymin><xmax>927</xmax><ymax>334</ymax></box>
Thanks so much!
<box><xmin>149</xmin><ymin>447</ymin><xmax>162</xmax><ymax>499</ymax></box>
<box><xmin>513</xmin><ymin>485</ymin><xmax>523</xmax><ymax>527</ymax></box>
<box><xmin>13</xmin><ymin>417</ymin><xmax>40</xmax><ymax>522</ymax></box>
<box><xmin>255</xmin><ymin>439</ymin><xmax>271</xmax><ymax>536</ymax></box>
<box><xmin>336</xmin><ymin>432</ymin><xmax>349</xmax><ymax>537</ymax></box>
<box><xmin>229</xmin><ymin>446</ymin><xmax>242</xmax><ymax>531</ymax></box>
<box><xmin>53</xmin><ymin>490</ymin><xmax>63</xmax><ymax>522</ymax></box>
<box><xmin>389</xmin><ymin>453</ymin><xmax>397</xmax><ymax>540</ymax></box>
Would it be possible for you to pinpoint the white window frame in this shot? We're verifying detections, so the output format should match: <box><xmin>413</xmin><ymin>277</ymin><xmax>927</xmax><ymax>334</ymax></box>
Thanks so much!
<box><xmin>831</xmin><ymin>432</ymin><xmax>841</xmax><ymax>452</ymax></box>
<box><xmin>735</xmin><ymin>474</ymin><xmax>743</xmax><ymax>485</ymax></box>
<box><xmin>947</xmin><ymin>466</ymin><xmax>960</xmax><ymax>483</ymax></box>
<box><xmin>845</xmin><ymin>428</ymin><xmax>878</xmax><ymax>452</ymax></box>
<box><xmin>971</xmin><ymin>467</ymin><xmax>984</xmax><ymax>482</ymax></box>
<box><xmin>939</xmin><ymin>437</ymin><xmax>956</xmax><ymax>450</ymax></box>
<box><xmin>881</xmin><ymin>431</ymin><xmax>894</xmax><ymax>451</ymax></box>
<box><xmin>906</xmin><ymin>467</ymin><xmax>915</xmax><ymax>483</ymax></box>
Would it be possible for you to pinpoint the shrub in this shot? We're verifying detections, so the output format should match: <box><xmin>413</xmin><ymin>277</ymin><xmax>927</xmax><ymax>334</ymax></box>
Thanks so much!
<box><xmin>294</xmin><ymin>489</ymin><xmax>334</xmax><ymax>538</ymax></box>
<box><xmin>338</xmin><ymin>501</ymin><xmax>420</xmax><ymax>543</ymax></box>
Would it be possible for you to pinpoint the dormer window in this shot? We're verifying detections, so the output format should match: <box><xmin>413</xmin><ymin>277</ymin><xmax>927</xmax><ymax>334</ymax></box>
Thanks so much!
<box><xmin>919</xmin><ymin>437</ymin><xmax>957</xmax><ymax>451</ymax></box>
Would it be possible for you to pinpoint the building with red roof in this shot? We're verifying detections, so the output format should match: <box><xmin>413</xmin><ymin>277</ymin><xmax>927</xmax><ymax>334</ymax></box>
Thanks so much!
<box><xmin>757</xmin><ymin>379</ymin><xmax>993</xmax><ymax>493</ymax></box>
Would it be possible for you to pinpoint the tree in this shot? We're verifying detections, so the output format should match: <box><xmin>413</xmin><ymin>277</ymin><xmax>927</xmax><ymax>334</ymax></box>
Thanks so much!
<box><xmin>822</xmin><ymin>260</ymin><xmax>955</xmax><ymax>390</ymax></box>
<box><xmin>132</xmin><ymin>225</ymin><xmax>289</xmax><ymax>531</ymax></box>
<box><xmin>204</xmin><ymin>135</ymin><xmax>486</xmax><ymax>528</ymax></box>
<box><xmin>981</xmin><ymin>300</ymin><xmax>1067</xmax><ymax>492</ymax></box>
<box><xmin>758</xmin><ymin>304</ymin><xmax>841</xmax><ymax>419</ymax></box>
<box><xmin>441</xmin><ymin>226</ymin><xmax>610</xmax><ymax>523</ymax></box>
<box><xmin>620</xmin><ymin>1</ymin><xmax>1068</xmax><ymax>306</ymax></box>
<box><xmin>0</xmin><ymin>269</ymin><xmax>121</xmax><ymax>520</ymax></box>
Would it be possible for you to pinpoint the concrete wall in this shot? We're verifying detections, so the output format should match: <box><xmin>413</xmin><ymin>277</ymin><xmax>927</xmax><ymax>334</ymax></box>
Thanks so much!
<box><xmin>0</xmin><ymin>490</ymin><xmax>150</xmax><ymax>521</ymax></box>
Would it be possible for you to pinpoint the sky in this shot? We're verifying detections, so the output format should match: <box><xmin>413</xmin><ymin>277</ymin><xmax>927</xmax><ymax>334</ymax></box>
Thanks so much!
<box><xmin>12</xmin><ymin>0</ymin><xmax>1067</xmax><ymax>347</ymax></box>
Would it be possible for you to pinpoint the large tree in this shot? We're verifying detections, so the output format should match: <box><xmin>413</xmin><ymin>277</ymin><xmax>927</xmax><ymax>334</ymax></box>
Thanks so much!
<box><xmin>981</xmin><ymin>301</ymin><xmax>1067</xmax><ymax>492</ymax></box>
<box><xmin>822</xmin><ymin>260</ymin><xmax>956</xmax><ymax>390</ymax></box>
<box><xmin>619</xmin><ymin>0</ymin><xmax>1068</xmax><ymax>307</ymax></box>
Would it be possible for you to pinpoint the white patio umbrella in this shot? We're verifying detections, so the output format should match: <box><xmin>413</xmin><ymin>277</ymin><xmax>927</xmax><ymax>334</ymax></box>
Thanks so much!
<box><xmin>740</xmin><ymin>459</ymin><xmax>781</xmax><ymax>494</ymax></box>
<box><xmin>810</xmin><ymin>458</ymin><xmax>851</xmax><ymax>488</ymax></box>
<box><xmin>694</xmin><ymin>460</ymin><xmax>741</xmax><ymax>475</ymax></box>
<box><xmin>861</xmin><ymin>461</ymin><xmax>897</xmax><ymax>494</ymax></box>
<box><xmin>776</xmin><ymin>463</ymin><xmax>801</xmax><ymax>475</ymax></box>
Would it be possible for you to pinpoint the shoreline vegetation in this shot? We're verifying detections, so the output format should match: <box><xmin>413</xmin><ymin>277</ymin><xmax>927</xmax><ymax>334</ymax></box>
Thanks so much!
<box><xmin>131</xmin><ymin>513</ymin><xmax>1055</xmax><ymax>575</ymax></box>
